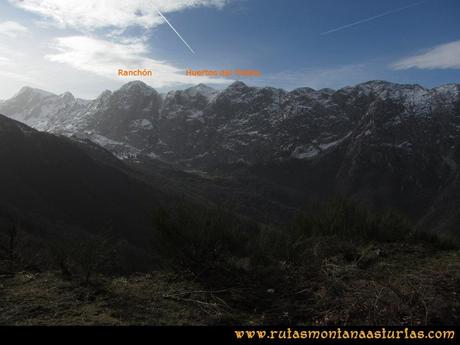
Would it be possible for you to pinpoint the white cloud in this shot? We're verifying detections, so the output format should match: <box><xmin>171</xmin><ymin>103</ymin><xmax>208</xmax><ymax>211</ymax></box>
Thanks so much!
<box><xmin>0</xmin><ymin>21</ymin><xmax>28</xmax><ymax>38</ymax></box>
<box><xmin>392</xmin><ymin>40</ymin><xmax>460</xmax><ymax>70</ymax></box>
<box><xmin>45</xmin><ymin>36</ymin><xmax>230</xmax><ymax>87</ymax></box>
<box><xmin>9</xmin><ymin>0</ymin><xmax>229</xmax><ymax>31</ymax></box>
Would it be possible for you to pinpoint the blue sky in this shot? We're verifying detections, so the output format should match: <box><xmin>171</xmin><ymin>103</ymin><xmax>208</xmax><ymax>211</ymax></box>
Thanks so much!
<box><xmin>0</xmin><ymin>0</ymin><xmax>459</xmax><ymax>98</ymax></box>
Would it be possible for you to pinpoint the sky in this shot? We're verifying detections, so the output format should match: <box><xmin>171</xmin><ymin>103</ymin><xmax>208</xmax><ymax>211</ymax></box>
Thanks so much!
<box><xmin>0</xmin><ymin>0</ymin><xmax>459</xmax><ymax>99</ymax></box>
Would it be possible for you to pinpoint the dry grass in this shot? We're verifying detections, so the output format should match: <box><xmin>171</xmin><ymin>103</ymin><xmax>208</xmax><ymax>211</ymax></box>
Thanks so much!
<box><xmin>0</xmin><ymin>272</ymin><xmax>232</xmax><ymax>325</ymax></box>
<box><xmin>0</xmin><ymin>243</ymin><xmax>459</xmax><ymax>326</ymax></box>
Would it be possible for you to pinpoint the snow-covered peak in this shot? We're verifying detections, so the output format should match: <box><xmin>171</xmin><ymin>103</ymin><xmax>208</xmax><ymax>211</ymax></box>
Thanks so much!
<box><xmin>218</xmin><ymin>81</ymin><xmax>254</xmax><ymax>101</ymax></box>
<box><xmin>337</xmin><ymin>81</ymin><xmax>433</xmax><ymax>115</ymax></box>
<box><xmin>117</xmin><ymin>81</ymin><xmax>157</xmax><ymax>96</ymax></box>
<box><xmin>59</xmin><ymin>91</ymin><xmax>75</xmax><ymax>103</ymax></box>
<box><xmin>357</xmin><ymin>80</ymin><xmax>400</xmax><ymax>88</ymax></box>
<box><xmin>14</xmin><ymin>86</ymin><xmax>55</xmax><ymax>99</ymax></box>
<box><xmin>433</xmin><ymin>84</ymin><xmax>460</xmax><ymax>97</ymax></box>
<box><xmin>226</xmin><ymin>81</ymin><xmax>249</xmax><ymax>91</ymax></box>
<box><xmin>96</xmin><ymin>90</ymin><xmax>112</xmax><ymax>100</ymax></box>
<box><xmin>184</xmin><ymin>84</ymin><xmax>218</xmax><ymax>100</ymax></box>
<box><xmin>291</xmin><ymin>87</ymin><xmax>317</xmax><ymax>94</ymax></box>
<box><xmin>350</xmin><ymin>81</ymin><xmax>426</xmax><ymax>98</ymax></box>
<box><xmin>318</xmin><ymin>88</ymin><xmax>335</xmax><ymax>94</ymax></box>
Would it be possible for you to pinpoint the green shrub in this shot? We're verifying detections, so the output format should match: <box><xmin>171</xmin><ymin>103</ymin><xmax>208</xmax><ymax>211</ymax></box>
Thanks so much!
<box><xmin>292</xmin><ymin>199</ymin><xmax>412</xmax><ymax>242</ymax></box>
<box><xmin>151</xmin><ymin>204</ymin><xmax>252</xmax><ymax>272</ymax></box>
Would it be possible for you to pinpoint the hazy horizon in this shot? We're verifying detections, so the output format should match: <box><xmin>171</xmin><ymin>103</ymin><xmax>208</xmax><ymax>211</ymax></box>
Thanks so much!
<box><xmin>2</xmin><ymin>77</ymin><xmax>460</xmax><ymax>102</ymax></box>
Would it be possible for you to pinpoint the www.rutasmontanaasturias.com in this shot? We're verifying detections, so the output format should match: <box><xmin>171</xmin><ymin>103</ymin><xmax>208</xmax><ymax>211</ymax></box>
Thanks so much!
<box><xmin>233</xmin><ymin>328</ymin><xmax>456</xmax><ymax>341</ymax></box>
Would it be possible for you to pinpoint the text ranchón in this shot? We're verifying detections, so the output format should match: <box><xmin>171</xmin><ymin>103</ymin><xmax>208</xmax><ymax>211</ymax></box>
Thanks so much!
<box><xmin>118</xmin><ymin>69</ymin><xmax>153</xmax><ymax>77</ymax></box>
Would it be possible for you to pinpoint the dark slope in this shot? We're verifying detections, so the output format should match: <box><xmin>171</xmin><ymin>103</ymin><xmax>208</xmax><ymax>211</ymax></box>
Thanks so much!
<box><xmin>0</xmin><ymin>114</ymin><xmax>170</xmax><ymax>245</ymax></box>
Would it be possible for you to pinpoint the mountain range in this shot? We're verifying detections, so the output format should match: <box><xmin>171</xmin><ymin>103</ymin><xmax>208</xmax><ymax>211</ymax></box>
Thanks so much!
<box><xmin>1</xmin><ymin>80</ymin><xmax>460</xmax><ymax>235</ymax></box>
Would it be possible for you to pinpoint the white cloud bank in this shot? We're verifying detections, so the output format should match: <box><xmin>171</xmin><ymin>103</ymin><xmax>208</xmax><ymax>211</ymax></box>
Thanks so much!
<box><xmin>45</xmin><ymin>36</ymin><xmax>230</xmax><ymax>87</ymax></box>
<box><xmin>393</xmin><ymin>40</ymin><xmax>460</xmax><ymax>70</ymax></box>
<box><xmin>9</xmin><ymin>0</ymin><xmax>229</xmax><ymax>31</ymax></box>
<box><xmin>0</xmin><ymin>21</ymin><xmax>28</xmax><ymax>38</ymax></box>
<box><xmin>2</xmin><ymin>0</ymin><xmax>234</xmax><ymax>95</ymax></box>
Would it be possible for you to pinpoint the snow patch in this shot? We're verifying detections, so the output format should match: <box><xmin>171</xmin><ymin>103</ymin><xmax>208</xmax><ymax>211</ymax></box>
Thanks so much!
<box><xmin>130</xmin><ymin>119</ymin><xmax>153</xmax><ymax>130</ymax></box>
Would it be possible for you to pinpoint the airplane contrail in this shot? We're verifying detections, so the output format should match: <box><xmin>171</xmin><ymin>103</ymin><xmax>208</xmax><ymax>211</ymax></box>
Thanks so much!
<box><xmin>321</xmin><ymin>0</ymin><xmax>428</xmax><ymax>35</ymax></box>
<box><xmin>155</xmin><ymin>8</ymin><xmax>196</xmax><ymax>55</ymax></box>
